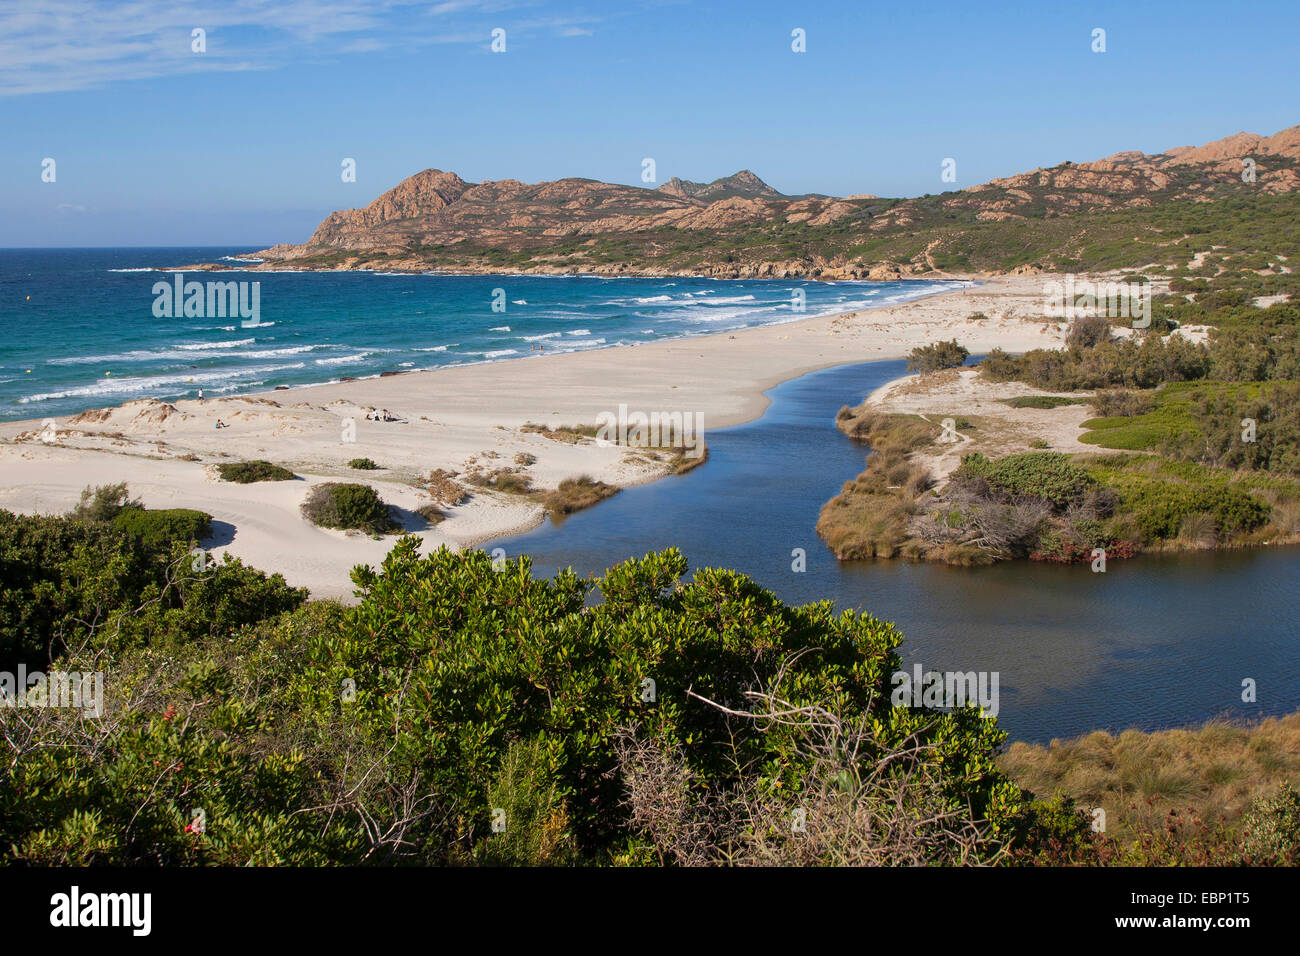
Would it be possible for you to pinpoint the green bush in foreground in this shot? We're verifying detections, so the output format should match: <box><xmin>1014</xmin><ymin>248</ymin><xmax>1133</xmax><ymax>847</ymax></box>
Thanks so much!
<box><xmin>0</xmin><ymin>508</ymin><xmax>304</xmax><ymax>670</ymax></box>
<box><xmin>2</xmin><ymin>540</ymin><xmax>1040</xmax><ymax>865</ymax></box>
<box><xmin>300</xmin><ymin>482</ymin><xmax>399</xmax><ymax>534</ymax></box>
<box><xmin>217</xmin><ymin>460</ymin><xmax>297</xmax><ymax>483</ymax></box>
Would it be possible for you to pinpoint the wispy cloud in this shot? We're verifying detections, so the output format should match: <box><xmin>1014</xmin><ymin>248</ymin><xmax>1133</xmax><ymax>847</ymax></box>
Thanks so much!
<box><xmin>0</xmin><ymin>0</ymin><xmax>601</xmax><ymax>96</ymax></box>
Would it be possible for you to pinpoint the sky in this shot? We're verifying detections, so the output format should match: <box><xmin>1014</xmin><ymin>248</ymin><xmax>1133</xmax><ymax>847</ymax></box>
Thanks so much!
<box><xmin>2</xmin><ymin>0</ymin><xmax>1298</xmax><ymax>247</ymax></box>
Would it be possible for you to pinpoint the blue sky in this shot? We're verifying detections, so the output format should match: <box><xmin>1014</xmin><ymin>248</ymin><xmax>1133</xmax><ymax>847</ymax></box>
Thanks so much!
<box><xmin>2</xmin><ymin>0</ymin><xmax>1298</xmax><ymax>246</ymax></box>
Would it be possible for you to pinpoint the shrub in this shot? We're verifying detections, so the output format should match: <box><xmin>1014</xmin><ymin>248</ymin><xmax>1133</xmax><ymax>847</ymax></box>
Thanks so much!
<box><xmin>348</xmin><ymin>458</ymin><xmax>380</xmax><ymax>470</ymax></box>
<box><xmin>1086</xmin><ymin>462</ymin><xmax>1271</xmax><ymax>541</ymax></box>
<box><xmin>71</xmin><ymin>482</ymin><xmax>139</xmax><ymax>522</ymax></box>
<box><xmin>1089</xmin><ymin>389</ymin><xmax>1157</xmax><ymax>418</ymax></box>
<box><xmin>1066</xmin><ymin>315</ymin><xmax>1113</xmax><ymax>349</ymax></box>
<box><xmin>337</xmin><ymin>545</ymin><xmax>1021</xmax><ymax>859</ymax></box>
<box><xmin>300</xmin><ymin>482</ymin><xmax>399</xmax><ymax>534</ymax></box>
<box><xmin>1177</xmin><ymin>511</ymin><xmax>1218</xmax><ymax>548</ymax></box>
<box><xmin>1</xmin><ymin>544</ymin><xmax>1030</xmax><ymax>865</ymax></box>
<box><xmin>543</xmin><ymin>476</ymin><xmax>619</xmax><ymax>516</ymax></box>
<box><xmin>520</xmin><ymin>423</ymin><xmax>600</xmax><ymax>444</ymax></box>
<box><xmin>479</xmin><ymin>737</ymin><xmax>576</xmax><ymax>865</ymax></box>
<box><xmin>1238</xmin><ymin>783</ymin><xmax>1300</xmax><ymax>865</ymax></box>
<box><xmin>467</xmin><ymin>468</ymin><xmax>533</xmax><ymax>495</ymax></box>
<box><xmin>0</xmin><ymin>509</ymin><xmax>304</xmax><ymax>670</ymax></box>
<box><xmin>907</xmin><ymin>339</ymin><xmax>970</xmax><ymax>374</ymax></box>
<box><xmin>217</xmin><ymin>460</ymin><xmax>296</xmax><ymax>483</ymax></box>
<box><xmin>414</xmin><ymin>503</ymin><xmax>445</xmax><ymax>525</ymax></box>
<box><xmin>978</xmin><ymin>335</ymin><xmax>1209</xmax><ymax>391</ymax></box>
<box><xmin>955</xmin><ymin>452</ymin><xmax>1094</xmax><ymax>507</ymax></box>
<box><xmin>110</xmin><ymin>506</ymin><xmax>212</xmax><ymax>552</ymax></box>
<box><xmin>423</xmin><ymin>468</ymin><xmax>469</xmax><ymax>506</ymax></box>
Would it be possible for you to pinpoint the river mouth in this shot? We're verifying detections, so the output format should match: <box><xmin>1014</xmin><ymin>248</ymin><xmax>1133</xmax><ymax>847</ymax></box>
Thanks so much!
<box><xmin>488</xmin><ymin>360</ymin><xmax>1300</xmax><ymax>743</ymax></box>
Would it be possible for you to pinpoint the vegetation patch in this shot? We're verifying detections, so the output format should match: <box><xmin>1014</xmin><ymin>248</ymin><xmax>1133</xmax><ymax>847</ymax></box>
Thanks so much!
<box><xmin>300</xmin><ymin>482</ymin><xmax>400</xmax><ymax>534</ymax></box>
<box><xmin>521</xmin><ymin>422</ymin><xmax>600</xmax><ymax>444</ymax></box>
<box><xmin>542</xmin><ymin>475</ymin><xmax>619</xmax><ymax>516</ymax></box>
<box><xmin>1001</xmin><ymin>714</ymin><xmax>1300</xmax><ymax>863</ymax></box>
<box><xmin>999</xmin><ymin>395</ymin><xmax>1087</xmax><ymax>409</ymax></box>
<box><xmin>217</xmin><ymin>460</ymin><xmax>297</xmax><ymax>483</ymax></box>
<box><xmin>414</xmin><ymin>502</ymin><xmax>446</xmax><ymax>525</ymax></box>
<box><xmin>111</xmin><ymin>506</ymin><xmax>213</xmax><ymax>552</ymax></box>
<box><xmin>907</xmin><ymin>339</ymin><xmax>970</xmax><ymax>374</ymax></box>
<box><xmin>466</xmin><ymin>467</ymin><xmax>533</xmax><ymax>495</ymax></box>
<box><xmin>422</xmin><ymin>468</ymin><xmax>469</xmax><ymax>506</ymax></box>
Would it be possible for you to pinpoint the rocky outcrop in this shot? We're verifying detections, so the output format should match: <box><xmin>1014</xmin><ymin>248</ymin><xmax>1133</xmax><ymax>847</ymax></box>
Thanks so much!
<box><xmin>656</xmin><ymin>170</ymin><xmax>786</xmax><ymax>202</ymax></box>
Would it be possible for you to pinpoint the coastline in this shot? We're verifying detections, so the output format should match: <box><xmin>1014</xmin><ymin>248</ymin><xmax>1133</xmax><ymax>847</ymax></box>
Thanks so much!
<box><xmin>0</xmin><ymin>272</ymin><xmax>1072</xmax><ymax>600</ymax></box>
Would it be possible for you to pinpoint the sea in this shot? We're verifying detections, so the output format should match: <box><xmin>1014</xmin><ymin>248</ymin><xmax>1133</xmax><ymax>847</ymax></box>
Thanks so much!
<box><xmin>0</xmin><ymin>247</ymin><xmax>969</xmax><ymax>421</ymax></box>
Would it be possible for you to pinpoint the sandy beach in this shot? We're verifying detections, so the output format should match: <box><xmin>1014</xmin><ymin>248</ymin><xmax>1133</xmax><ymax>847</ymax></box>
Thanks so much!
<box><xmin>0</xmin><ymin>272</ymin><xmax>1075</xmax><ymax>600</ymax></box>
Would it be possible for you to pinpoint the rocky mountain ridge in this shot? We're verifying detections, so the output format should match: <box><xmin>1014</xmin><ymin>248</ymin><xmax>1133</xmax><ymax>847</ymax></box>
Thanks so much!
<box><xmin>244</xmin><ymin>125</ymin><xmax>1300</xmax><ymax>279</ymax></box>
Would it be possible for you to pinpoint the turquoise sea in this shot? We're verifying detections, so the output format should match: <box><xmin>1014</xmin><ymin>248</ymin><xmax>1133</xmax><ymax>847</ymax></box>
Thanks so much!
<box><xmin>0</xmin><ymin>248</ymin><xmax>969</xmax><ymax>420</ymax></box>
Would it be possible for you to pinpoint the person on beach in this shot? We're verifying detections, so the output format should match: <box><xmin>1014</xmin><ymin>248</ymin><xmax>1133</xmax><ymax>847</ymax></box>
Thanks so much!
<box><xmin>214</xmin><ymin>419</ymin><xmax>227</xmax><ymax>429</ymax></box>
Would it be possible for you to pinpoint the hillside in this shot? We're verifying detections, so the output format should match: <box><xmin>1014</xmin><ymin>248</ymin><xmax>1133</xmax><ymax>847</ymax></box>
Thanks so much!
<box><xmin>243</xmin><ymin>125</ymin><xmax>1300</xmax><ymax>279</ymax></box>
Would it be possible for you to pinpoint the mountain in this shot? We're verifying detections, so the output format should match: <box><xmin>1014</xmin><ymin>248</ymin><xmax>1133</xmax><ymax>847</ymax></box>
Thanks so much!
<box><xmin>868</xmin><ymin>125</ymin><xmax>1300</xmax><ymax>231</ymax></box>
<box><xmin>255</xmin><ymin>166</ymin><xmax>859</xmax><ymax>268</ymax></box>
<box><xmin>656</xmin><ymin>170</ymin><xmax>786</xmax><ymax>202</ymax></box>
<box><xmin>245</xmin><ymin>125</ymin><xmax>1300</xmax><ymax>279</ymax></box>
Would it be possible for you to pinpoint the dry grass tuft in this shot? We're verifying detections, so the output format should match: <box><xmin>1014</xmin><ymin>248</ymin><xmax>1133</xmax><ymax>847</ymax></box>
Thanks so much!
<box><xmin>542</xmin><ymin>475</ymin><xmax>618</xmax><ymax>516</ymax></box>
<box><xmin>1000</xmin><ymin>713</ymin><xmax>1300</xmax><ymax>844</ymax></box>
